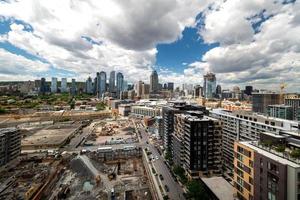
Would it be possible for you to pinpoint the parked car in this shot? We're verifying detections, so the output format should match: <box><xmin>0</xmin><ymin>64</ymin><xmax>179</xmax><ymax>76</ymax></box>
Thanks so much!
<box><xmin>159</xmin><ymin>174</ymin><xmax>164</xmax><ymax>180</ymax></box>
<box><xmin>164</xmin><ymin>185</ymin><xmax>169</xmax><ymax>192</ymax></box>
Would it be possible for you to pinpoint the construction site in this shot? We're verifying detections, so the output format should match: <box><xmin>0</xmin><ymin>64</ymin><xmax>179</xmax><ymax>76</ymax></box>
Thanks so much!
<box><xmin>85</xmin><ymin>119</ymin><xmax>138</xmax><ymax>146</ymax></box>
<box><xmin>0</xmin><ymin>147</ymin><xmax>153</xmax><ymax>200</ymax></box>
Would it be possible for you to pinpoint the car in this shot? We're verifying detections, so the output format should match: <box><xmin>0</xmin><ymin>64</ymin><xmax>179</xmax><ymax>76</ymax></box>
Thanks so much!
<box><xmin>164</xmin><ymin>185</ymin><xmax>169</xmax><ymax>192</ymax></box>
<box><xmin>159</xmin><ymin>174</ymin><xmax>164</xmax><ymax>180</ymax></box>
<box><xmin>155</xmin><ymin>156</ymin><xmax>159</xmax><ymax>160</ymax></box>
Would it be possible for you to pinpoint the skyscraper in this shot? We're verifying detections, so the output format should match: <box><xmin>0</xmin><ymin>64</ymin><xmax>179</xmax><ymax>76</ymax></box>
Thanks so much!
<box><xmin>203</xmin><ymin>72</ymin><xmax>216</xmax><ymax>99</ymax></box>
<box><xmin>71</xmin><ymin>78</ymin><xmax>76</xmax><ymax>95</ymax></box>
<box><xmin>244</xmin><ymin>86</ymin><xmax>253</xmax><ymax>96</ymax></box>
<box><xmin>61</xmin><ymin>78</ymin><xmax>67</xmax><ymax>93</ymax></box>
<box><xmin>167</xmin><ymin>82</ymin><xmax>174</xmax><ymax>91</ymax></box>
<box><xmin>150</xmin><ymin>70</ymin><xmax>159</xmax><ymax>93</ymax></box>
<box><xmin>136</xmin><ymin>81</ymin><xmax>143</xmax><ymax>97</ymax></box>
<box><xmin>116</xmin><ymin>72</ymin><xmax>124</xmax><ymax>98</ymax></box>
<box><xmin>109</xmin><ymin>71</ymin><xmax>115</xmax><ymax>93</ymax></box>
<box><xmin>99</xmin><ymin>71</ymin><xmax>106</xmax><ymax>98</ymax></box>
<box><xmin>96</xmin><ymin>72</ymin><xmax>100</xmax><ymax>96</ymax></box>
<box><xmin>85</xmin><ymin>77</ymin><xmax>93</xmax><ymax>94</ymax></box>
<box><xmin>40</xmin><ymin>77</ymin><xmax>46</xmax><ymax>94</ymax></box>
<box><xmin>51</xmin><ymin>77</ymin><xmax>58</xmax><ymax>93</ymax></box>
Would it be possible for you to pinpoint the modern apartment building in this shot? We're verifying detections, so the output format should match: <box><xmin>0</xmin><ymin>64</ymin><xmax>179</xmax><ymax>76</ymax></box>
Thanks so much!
<box><xmin>162</xmin><ymin>102</ymin><xmax>207</xmax><ymax>152</ymax></box>
<box><xmin>210</xmin><ymin>109</ymin><xmax>300</xmax><ymax>181</ymax></box>
<box><xmin>0</xmin><ymin>128</ymin><xmax>21</xmax><ymax>167</ymax></box>
<box><xmin>285</xmin><ymin>95</ymin><xmax>300</xmax><ymax>121</ymax></box>
<box><xmin>131</xmin><ymin>105</ymin><xmax>161</xmax><ymax>118</ymax></box>
<box><xmin>267</xmin><ymin>104</ymin><xmax>293</xmax><ymax>120</ymax></box>
<box><xmin>252</xmin><ymin>93</ymin><xmax>282</xmax><ymax>114</ymax></box>
<box><xmin>173</xmin><ymin>111</ymin><xmax>221</xmax><ymax>179</ymax></box>
<box><xmin>234</xmin><ymin>139</ymin><xmax>300</xmax><ymax>200</ymax></box>
<box><xmin>234</xmin><ymin>141</ymin><xmax>255</xmax><ymax>200</ymax></box>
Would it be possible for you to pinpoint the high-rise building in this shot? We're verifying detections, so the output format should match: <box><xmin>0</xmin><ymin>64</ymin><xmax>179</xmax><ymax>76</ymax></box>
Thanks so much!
<box><xmin>150</xmin><ymin>70</ymin><xmax>159</xmax><ymax>93</ymax></box>
<box><xmin>71</xmin><ymin>78</ymin><xmax>76</xmax><ymax>95</ymax></box>
<box><xmin>267</xmin><ymin>104</ymin><xmax>293</xmax><ymax>120</ymax></box>
<box><xmin>51</xmin><ymin>77</ymin><xmax>58</xmax><ymax>93</ymax></box>
<box><xmin>210</xmin><ymin>109</ymin><xmax>300</xmax><ymax>182</ymax></box>
<box><xmin>109</xmin><ymin>71</ymin><xmax>115</xmax><ymax>93</ymax></box>
<box><xmin>61</xmin><ymin>78</ymin><xmax>67</xmax><ymax>93</ymax></box>
<box><xmin>167</xmin><ymin>82</ymin><xmax>174</xmax><ymax>91</ymax></box>
<box><xmin>173</xmin><ymin>111</ymin><xmax>221</xmax><ymax>179</ymax></box>
<box><xmin>216</xmin><ymin>84</ymin><xmax>222</xmax><ymax>98</ymax></box>
<box><xmin>85</xmin><ymin>77</ymin><xmax>93</xmax><ymax>94</ymax></box>
<box><xmin>141</xmin><ymin>83</ymin><xmax>150</xmax><ymax>98</ymax></box>
<box><xmin>116</xmin><ymin>72</ymin><xmax>124</xmax><ymax>98</ymax></box>
<box><xmin>136</xmin><ymin>81</ymin><xmax>143</xmax><ymax>97</ymax></box>
<box><xmin>98</xmin><ymin>71</ymin><xmax>106</xmax><ymax>98</ymax></box>
<box><xmin>203</xmin><ymin>72</ymin><xmax>216</xmax><ymax>99</ymax></box>
<box><xmin>93</xmin><ymin>77</ymin><xmax>97</xmax><ymax>95</ymax></box>
<box><xmin>162</xmin><ymin>102</ymin><xmax>208</xmax><ymax>152</ymax></box>
<box><xmin>285</xmin><ymin>95</ymin><xmax>300</xmax><ymax>121</ymax></box>
<box><xmin>0</xmin><ymin>128</ymin><xmax>21</xmax><ymax>167</ymax></box>
<box><xmin>96</xmin><ymin>72</ymin><xmax>100</xmax><ymax>96</ymax></box>
<box><xmin>252</xmin><ymin>93</ymin><xmax>282</xmax><ymax>114</ymax></box>
<box><xmin>194</xmin><ymin>85</ymin><xmax>203</xmax><ymax>98</ymax></box>
<box><xmin>122</xmin><ymin>80</ymin><xmax>128</xmax><ymax>91</ymax></box>
<box><xmin>244</xmin><ymin>86</ymin><xmax>253</xmax><ymax>96</ymax></box>
<box><xmin>39</xmin><ymin>77</ymin><xmax>47</xmax><ymax>94</ymax></box>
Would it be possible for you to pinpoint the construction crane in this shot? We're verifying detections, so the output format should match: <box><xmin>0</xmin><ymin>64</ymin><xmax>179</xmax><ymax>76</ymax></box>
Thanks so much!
<box><xmin>280</xmin><ymin>83</ymin><xmax>287</xmax><ymax>103</ymax></box>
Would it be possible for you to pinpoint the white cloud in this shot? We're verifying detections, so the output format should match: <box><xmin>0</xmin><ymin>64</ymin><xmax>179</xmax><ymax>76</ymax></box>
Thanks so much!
<box><xmin>0</xmin><ymin>48</ymin><xmax>50</xmax><ymax>80</ymax></box>
<box><xmin>199</xmin><ymin>0</ymin><xmax>300</xmax><ymax>92</ymax></box>
<box><xmin>0</xmin><ymin>0</ymin><xmax>213</xmax><ymax>83</ymax></box>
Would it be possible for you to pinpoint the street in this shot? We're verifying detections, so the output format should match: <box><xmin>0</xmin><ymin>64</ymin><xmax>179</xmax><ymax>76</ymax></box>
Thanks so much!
<box><xmin>135</xmin><ymin>120</ymin><xmax>185</xmax><ymax>200</ymax></box>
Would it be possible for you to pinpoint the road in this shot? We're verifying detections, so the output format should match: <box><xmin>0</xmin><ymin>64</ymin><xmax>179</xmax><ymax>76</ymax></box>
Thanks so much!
<box><xmin>135</xmin><ymin>120</ymin><xmax>185</xmax><ymax>200</ymax></box>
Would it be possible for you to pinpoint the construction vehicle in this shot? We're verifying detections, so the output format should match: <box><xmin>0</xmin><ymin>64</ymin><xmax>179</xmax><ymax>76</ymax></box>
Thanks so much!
<box><xmin>95</xmin><ymin>175</ymin><xmax>101</xmax><ymax>186</ymax></box>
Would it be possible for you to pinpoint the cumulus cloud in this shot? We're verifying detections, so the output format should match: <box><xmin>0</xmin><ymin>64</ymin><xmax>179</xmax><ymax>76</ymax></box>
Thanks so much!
<box><xmin>199</xmin><ymin>0</ymin><xmax>300</xmax><ymax>91</ymax></box>
<box><xmin>0</xmin><ymin>48</ymin><xmax>50</xmax><ymax>80</ymax></box>
<box><xmin>0</xmin><ymin>0</ymin><xmax>213</xmax><ymax>83</ymax></box>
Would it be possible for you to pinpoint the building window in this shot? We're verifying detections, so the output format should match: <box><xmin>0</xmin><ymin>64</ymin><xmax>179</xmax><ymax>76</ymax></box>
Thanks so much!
<box><xmin>268</xmin><ymin>192</ymin><xmax>276</xmax><ymax>200</ymax></box>
<box><xmin>237</xmin><ymin>153</ymin><xmax>243</xmax><ymax>162</ymax></box>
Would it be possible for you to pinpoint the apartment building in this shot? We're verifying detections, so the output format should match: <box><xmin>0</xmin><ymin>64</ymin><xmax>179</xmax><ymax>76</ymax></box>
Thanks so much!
<box><xmin>162</xmin><ymin>102</ymin><xmax>207</xmax><ymax>152</ymax></box>
<box><xmin>234</xmin><ymin>139</ymin><xmax>300</xmax><ymax>200</ymax></box>
<box><xmin>173</xmin><ymin>111</ymin><xmax>221</xmax><ymax>179</ymax></box>
<box><xmin>210</xmin><ymin>109</ymin><xmax>299</xmax><ymax>181</ymax></box>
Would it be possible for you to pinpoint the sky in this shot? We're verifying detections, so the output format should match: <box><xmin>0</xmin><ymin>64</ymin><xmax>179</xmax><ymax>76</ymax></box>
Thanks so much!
<box><xmin>0</xmin><ymin>0</ymin><xmax>299</xmax><ymax>92</ymax></box>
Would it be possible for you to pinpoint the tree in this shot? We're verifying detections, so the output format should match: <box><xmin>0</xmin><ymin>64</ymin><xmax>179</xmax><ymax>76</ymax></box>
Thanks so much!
<box><xmin>275</xmin><ymin>145</ymin><xmax>285</xmax><ymax>153</ymax></box>
<box><xmin>165</xmin><ymin>150</ymin><xmax>172</xmax><ymax>161</ymax></box>
<box><xmin>186</xmin><ymin>180</ymin><xmax>210</xmax><ymax>200</ymax></box>
<box><xmin>96</xmin><ymin>102</ymin><xmax>106</xmax><ymax>111</ymax></box>
<box><xmin>290</xmin><ymin>149</ymin><xmax>300</xmax><ymax>159</ymax></box>
<box><xmin>0</xmin><ymin>107</ymin><xmax>6</xmax><ymax>114</ymax></box>
<box><xmin>173</xmin><ymin>165</ymin><xmax>187</xmax><ymax>184</ymax></box>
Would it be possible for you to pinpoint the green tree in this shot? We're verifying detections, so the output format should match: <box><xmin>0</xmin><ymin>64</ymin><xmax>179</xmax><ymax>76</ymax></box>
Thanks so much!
<box><xmin>275</xmin><ymin>145</ymin><xmax>285</xmax><ymax>153</ymax></box>
<box><xmin>173</xmin><ymin>165</ymin><xmax>187</xmax><ymax>184</ymax></box>
<box><xmin>290</xmin><ymin>149</ymin><xmax>300</xmax><ymax>159</ymax></box>
<box><xmin>0</xmin><ymin>107</ymin><xmax>6</xmax><ymax>114</ymax></box>
<box><xmin>186</xmin><ymin>180</ymin><xmax>210</xmax><ymax>200</ymax></box>
<box><xmin>96</xmin><ymin>102</ymin><xmax>106</xmax><ymax>111</ymax></box>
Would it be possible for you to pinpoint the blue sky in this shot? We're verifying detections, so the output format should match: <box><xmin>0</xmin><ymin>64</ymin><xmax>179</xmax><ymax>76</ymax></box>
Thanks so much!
<box><xmin>156</xmin><ymin>27</ymin><xmax>218</xmax><ymax>73</ymax></box>
<box><xmin>0</xmin><ymin>0</ymin><xmax>299</xmax><ymax>91</ymax></box>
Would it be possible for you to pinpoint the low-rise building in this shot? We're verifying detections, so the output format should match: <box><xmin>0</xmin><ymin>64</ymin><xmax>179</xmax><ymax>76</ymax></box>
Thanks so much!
<box><xmin>0</xmin><ymin>128</ymin><xmax>21</xmax><ymax>167</ymax></box>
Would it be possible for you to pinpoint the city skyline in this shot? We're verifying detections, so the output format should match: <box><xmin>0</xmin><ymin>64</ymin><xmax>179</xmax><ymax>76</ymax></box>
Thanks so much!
<box><xmin>0</xmin><ymin>0</ymin><xmax>299</xmax><ymax>92</ymax></box>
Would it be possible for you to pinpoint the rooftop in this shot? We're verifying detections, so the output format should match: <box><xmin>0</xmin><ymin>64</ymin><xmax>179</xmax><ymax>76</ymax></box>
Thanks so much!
<box><xmin>240</xmin><ymin>141</ymin><xmax>300</xmax><ymax>168</ymax></box>
<box><xmin>201</xmin><ymin>176</ymin><xmax>235</xmax><ymax>200</ymax></box>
